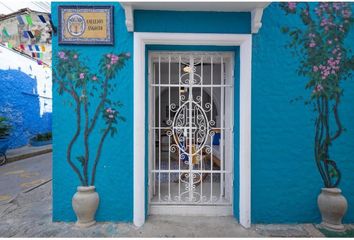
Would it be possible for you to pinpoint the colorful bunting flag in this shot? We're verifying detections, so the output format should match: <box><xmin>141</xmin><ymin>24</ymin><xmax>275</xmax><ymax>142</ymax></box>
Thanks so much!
<box><xmin>19</xmin><ymin>44</ymin><xmax>25</xmax><ymax>50</ymax></box>
<box><xmin>2</xmin><ymin>28</ymin><xmax>10</xmax><ymax>38</ymax></box>
<box><xmin>37</xmin><ymin>60</ymin><xmax>42</xmax><ymax>65</ymax></box>
<box><xmin>28</xmin><ymin>45</ymin><xmax>33</xmax><ymax>51</ymax></box>
<box><xmin>15</xmin><ymin>15</ymin><xmax>23</xmax><ymax>25</ymax></box>
<box><xmin>23</xmin><ymin>31</ymin><xmax>28</xmax><ymax>38</ymax></box>
<box><xmin>26</xmin><ymin>31</ymin><xmax>34</xmax><ymax>39</ymax></box>
<box><xmin>25</xmin><ymin>15</ymin><xmax>33</xmax><ymax>26</ymax></box>
<box><xmin>7</xmin><ymin>42</ymin><xmax>12</xmax><ymax>48</ymax></box>
<box><xmin>41</xmin><ymin>45</ymin><xmax>45</xmax><ymax>52</ymax></box>
<box><xmin>16</xmin><ymin>15</ymin><xmax>25</xmax><ymax>25</ymax></box>
<box><xmin>38</xmin><ymin>15</ymin><xmax>46</xmax><ymax>23</ymax></box>
<box><xmin>34</xmin><ymin>45</ymin><xmax>40</xmax><ymax>51</ymax></box>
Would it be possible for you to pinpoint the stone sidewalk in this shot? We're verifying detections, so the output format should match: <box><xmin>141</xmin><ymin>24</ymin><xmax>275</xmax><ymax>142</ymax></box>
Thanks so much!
<box><xmin>2</xmin><ymin>152</ymin><xmax>352</xmax><ymax>237</ymax></box>
<box><xmin>0</xmin><ymin>180</ymin><xmax>329</xmax><ymax>238</ymax></box>
<box><xmin>5</xmin><ymin>144</ymin><xmax>52</xmax><ymax>164</ymax></box>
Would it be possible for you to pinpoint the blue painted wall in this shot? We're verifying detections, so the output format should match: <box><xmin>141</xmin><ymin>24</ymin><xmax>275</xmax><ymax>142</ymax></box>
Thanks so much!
<box><xmin>0</xmin><ymin>69</ymin><xmax>51</xmax><ymax>148</ymax></box>
<box><xmin>53</xmin><ymin>2</ymin><xmax>354</xmax><ymax>224</ymax></box>
<box><xmin>52</xmin><ymin>2</ymin><xmax>133</xmax><ymax>221</ymax></box>
<box><xmin>251</xmin><ymin>3</ymin><xmax>354</xmax><ymax>223</ymax></box>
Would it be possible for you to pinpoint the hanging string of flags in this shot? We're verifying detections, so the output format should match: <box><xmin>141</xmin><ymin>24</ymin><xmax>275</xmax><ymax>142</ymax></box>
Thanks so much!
<box><xmin>0</xmin><ymin>12</ymin><xmax>53</xmax><ymax>65</ymax></box>
<box><xmin>16</xmin><ymin>14</ymin><xmax>49</xmax><ymax>26</ymax></box>
<box><xmin>18</xmin><ymin>44</ymin><xmax>45</xmax><ymax>51</ymax></box>
<box><xmin>1</xmin><ymin>13</ymin><xmax>51</xmax><ymax>39</ymax></box>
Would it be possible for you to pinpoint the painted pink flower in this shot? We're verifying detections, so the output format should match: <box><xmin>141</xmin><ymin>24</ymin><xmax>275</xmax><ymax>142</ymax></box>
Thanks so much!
<box><xmin>111</xmin><ymin>54</ymin><xmax>119</xmax><ymax>61</ymax></box>
<box><xmin>92</xmin><ymin>75</ymin><xmax>97</xmax><ymax>81</ymax></box>
<box><xmin>288</xmin><ymin>2</ymin><xmax>297</xmax><ymax>10</ymax></box>
<box><xmin>342</xmin><ymin>9</ymin><xmax>352</xmax><ymax>18</ymax></box>
<box><xmin>315</xmin><ymin>8</ymin><xmax>322</xmax><ymax>16</ymax></box>
<box><xmin>313</xmin><ymin>66</ymin><xmax>319</xmax><ymax>72</ymax></box>
<box><xmin>79</xmin><ymin>73</ymin><xmax>85</xmax><ymax>79</ymax></box>
<box><xmin>106</xmin><ymin>54</ymin><xmax>111</xmax><ymax>58</ymax></box>
<box><xmin>58</xmin><ymin>51</ymin><xmax>65</xmax><ymax>59</ymax></box>
<box><xmin>73</xmin><ymin>54</ymin><xmax>78</xmax><ymax>59</ymax></box>
<box><xmin>309</xmin><ymin>42</ymin><xmax>316</xmax><ymax>48</ymax></box>
<box><xmin>110</xmin><ymin>54</ymin><xmax>119</xmax><ymax>64</ymax></box>
<box><xmin>333</xmin><ymin>3</ymin><xmax>340</xmax><ymax>11</ymax></box>
<box><xmin>106</xmin><ymin>64</ymin><xmax>111</xmax><ymax>69</ymax></box>
<box><xmin>125</xmin><ymin>52</ymin><xmax>131</xmax><ymax>57</ymax></box>
<box><xmin>106</xmin><ymin>108</ymin><xmax>113</xmax><ymax>113</ymax></box>
<box><xmin>315</xmin><ymin>84</ymin><xmax>324</xmax><ymax>92</ymax></box>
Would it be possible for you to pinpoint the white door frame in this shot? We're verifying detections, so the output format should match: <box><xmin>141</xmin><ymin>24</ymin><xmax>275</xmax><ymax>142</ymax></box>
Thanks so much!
<box><xmin>134</xmin><ymin>32</ymin><xmax>252</xmax><ymax>228</ymax></box>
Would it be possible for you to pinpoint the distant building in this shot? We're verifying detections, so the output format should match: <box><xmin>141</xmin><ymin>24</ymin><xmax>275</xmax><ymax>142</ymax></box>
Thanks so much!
<box><xmin>0</xmin><ymin>8</ymin><xmax>52</xmax><ymax>65</ymax></box>
<box><xmin>0</xmin><ymin>7</ymin><xmax>52</xmax><ymax>148</ymax></box>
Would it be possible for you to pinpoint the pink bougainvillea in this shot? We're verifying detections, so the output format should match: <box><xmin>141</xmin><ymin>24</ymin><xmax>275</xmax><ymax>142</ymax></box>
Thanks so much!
<box><xmin>280</xmin><ymin>2</ymin><xmax>354</xmax><ymax>188</ymax></box>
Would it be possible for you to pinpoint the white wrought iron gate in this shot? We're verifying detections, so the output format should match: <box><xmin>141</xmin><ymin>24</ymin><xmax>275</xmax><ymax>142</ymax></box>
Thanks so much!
<box><xmin>148</xmin><ymin>51</ymin><xmax>234</xmax><ymax>215</ymax></box>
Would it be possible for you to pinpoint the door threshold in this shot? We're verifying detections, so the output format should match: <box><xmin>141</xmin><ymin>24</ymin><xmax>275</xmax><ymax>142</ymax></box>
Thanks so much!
<box><xmin>149</xmin><ymin>205</ymin><xmax>233</xmax><ymax>216</ymax></box>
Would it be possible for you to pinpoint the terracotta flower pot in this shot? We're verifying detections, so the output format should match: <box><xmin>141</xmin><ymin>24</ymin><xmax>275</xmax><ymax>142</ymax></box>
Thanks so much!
<box><xmin>72</xmin><ymin>186</ymin><xmax>99</xmax><ymax>227</ymax></box>
<box><xmin>317</xmin><ymin>188</ymin><xmax>347</xmax><ymax>231</ymax></box>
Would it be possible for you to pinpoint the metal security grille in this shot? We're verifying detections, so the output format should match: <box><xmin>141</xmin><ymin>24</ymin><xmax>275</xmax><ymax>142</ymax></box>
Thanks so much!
<box><xmin>148</xmin><ymin>52</ymin><xmax>234</xmax><ymax>209</ymax></box>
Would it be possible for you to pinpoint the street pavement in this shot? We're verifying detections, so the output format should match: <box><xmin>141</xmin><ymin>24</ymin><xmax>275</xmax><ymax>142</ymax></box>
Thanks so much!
<box><xmin>0</xmin><ymin>153</ymin><xmax>51</xmax><ymax>205</ymax></box>
<box><xmin>0</xmin><ymin>153</ymin><xmax>333</xmax><ymax>237</ymax></box>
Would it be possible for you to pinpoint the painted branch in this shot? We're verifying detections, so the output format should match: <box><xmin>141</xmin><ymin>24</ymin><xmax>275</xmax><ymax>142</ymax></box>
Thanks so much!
<box><xmin>88</xmin><ymin>76</ymin><xmax>110</xmax><ymax>135</ymax></box>
<box><xmin>330</xmin><ymin>99</ymin><xmax>343</xmax><ymax>141</ymax></box>
<box><xmin>314</xmin><ymin>97</ymin><xmax>330</xmax><ymax>187</ymax></box>
<box><xmin>320</xmin><ymin>97</ymin><xmax>331</xmax><ymax>187</ymax></box>
<box><xmin>63</xmin><ymin>85</ymin><xmax>85</xmax><ymax>185</ymax></box>
<box><xmin>324</xmin><ymin>98</ymin><xmax>330</xmax><ymax>149</ymax></box>
<box><xmin>83</xmin><ymin>87</ymin><xmax>90</xmax><ymax>186</ymax></box>
<box><xmin>90</xmin><ymin>123</ymin><xmax>111</xmax><ymax>186</ymax></box>
<box><xmin>315</xmin><ymin>112</ymin><xmax>327</xmax><ymax>186</ymax></box>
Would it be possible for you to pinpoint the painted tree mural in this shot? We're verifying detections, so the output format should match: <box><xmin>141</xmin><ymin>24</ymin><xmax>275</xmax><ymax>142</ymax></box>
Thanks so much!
<box><xmin>280</xmin><ymin>2</ymin><xmax>354</xmax><ymax>187</ymax></box>
<box><xmin>53</xmin><ymin>50</ymin><xmax>130</xmax><ymax>186</ymax></box>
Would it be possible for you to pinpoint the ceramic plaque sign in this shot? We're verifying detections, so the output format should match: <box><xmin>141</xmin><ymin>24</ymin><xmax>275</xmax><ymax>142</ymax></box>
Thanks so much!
<box><xmin>58</xmin><ymin>6</ymin><xmax>114</xmax><ymax>45</ymax></box>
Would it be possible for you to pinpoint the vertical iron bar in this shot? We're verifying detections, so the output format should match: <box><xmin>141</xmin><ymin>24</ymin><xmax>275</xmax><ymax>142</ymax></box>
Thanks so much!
<box><xmin>200</xmin><ymin>56</ymin><xmax>204</xmax><ymax>202</ymax></box>
<box><xmin>158</xmin><ymin>55</ymin><xmax>161</xmax><ymax>201</ymax></box>
<box><xmin>153</xmin><ymin>60</ymin><xmax>156</xmax><ymax>197</ymax></box>
<box><xmin>178</xmin><ymin>55</ymin><xmax>181</xmax><ymax>201</ymax></box>
<box><xmin>220</xmin><ymin>56</ymin><xmax>225</xmax><ymax>200</ymax></box>
<box><xmin>168</xmin><ymin>55</ymin><xmax>171</xmax><ymax>201</ymax></box>
<box><xmin>210</xmin><ymin>56</ymin><xmax>214</xmax><ymax>202</ymax></box>
<box><xmin>189</xmin><ymin>55</ymin><xmax>194</xmax><ymax>202</ymax></box>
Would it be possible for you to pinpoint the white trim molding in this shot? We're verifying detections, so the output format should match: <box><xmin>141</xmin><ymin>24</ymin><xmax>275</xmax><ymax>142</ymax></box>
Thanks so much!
<box><xmin>133</xmin><ymin>32</ymin><xmax>252</xmax><ymax>228</ymax></box>
<box><xmin>251</xmin><ymin>8</ymin><xmax>265</xmax><ymax>33</ymax></box>
<box><xmin>122</xmin><ymin>3</ymin><xmax>134</xmax><ymax>32</ymax></box>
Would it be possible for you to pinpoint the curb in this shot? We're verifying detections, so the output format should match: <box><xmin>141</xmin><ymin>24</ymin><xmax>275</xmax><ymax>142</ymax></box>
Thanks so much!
<box><xmin>6</xmin><ymin>148</ymin><xmax>52</xmax><ymax>164</ymax></box>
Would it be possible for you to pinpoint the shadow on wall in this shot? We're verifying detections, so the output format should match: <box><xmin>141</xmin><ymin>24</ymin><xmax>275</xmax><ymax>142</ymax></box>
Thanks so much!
<box><xmin>0</xmin><ymin>69</ymin><xmax>52</xmax><ymax>148</ymax></box>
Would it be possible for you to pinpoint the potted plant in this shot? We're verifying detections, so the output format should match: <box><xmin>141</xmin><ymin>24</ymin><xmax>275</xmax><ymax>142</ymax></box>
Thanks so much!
<box><xmin>29</xmin><ymin>132</ymin><xmax>52</xmax><ymax>146</ymax></box>
<box><xmin>54</xmin><ymin>50</ymin><xmax>130</xmax><ymax>227</ymax></box>
<box><xmin>0</xmin><ymin>116</ymin><xmax>11</xmax><ymax>165</ymax></box>
<box><xmin>280</xmin><ymin>2</ymin><xmax>353</xmax><ymax>231</ymax></box>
